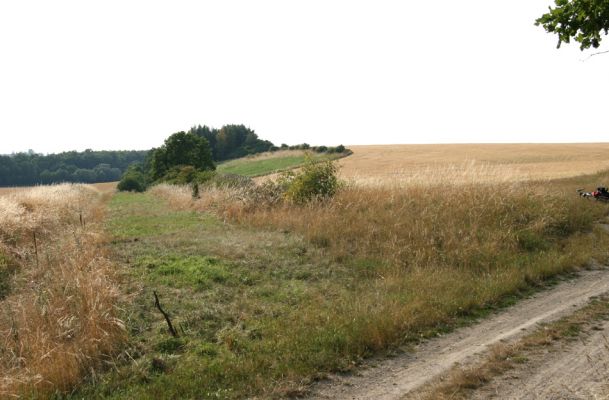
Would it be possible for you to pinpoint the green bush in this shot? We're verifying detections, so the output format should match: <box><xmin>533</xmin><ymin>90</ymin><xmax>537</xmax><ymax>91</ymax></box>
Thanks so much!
<box><xmin>283</xmin><ymin>156</ymin><xmax>340</xmax><ymax>204</ymax></box>
<box><xmin>117</xmin><ymin>170</ymin><xmax>148</xmax><ymax>192</ymax></box>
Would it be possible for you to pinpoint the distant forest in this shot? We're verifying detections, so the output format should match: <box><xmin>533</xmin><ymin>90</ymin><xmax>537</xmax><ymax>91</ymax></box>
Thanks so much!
<box><xmin>0</xmin><ymin>150</ymin><xmax>148</xmax><ymax>187</ymax></box>
<box><xmin>0</xmin><ymin>124</ymin><xmax>276</xmax><ymax>187</ymax></box>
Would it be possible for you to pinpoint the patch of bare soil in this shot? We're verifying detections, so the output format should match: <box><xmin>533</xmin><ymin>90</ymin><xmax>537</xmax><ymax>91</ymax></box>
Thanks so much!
<box><xmin>469</xmin><ymin>319</ymin><xmax>609</xmax><ymax>400</ymax></box>
<box><xmin>307</xmin><ymin>267</ymin><xmax>609</xmax><ymax>400</ymax></box>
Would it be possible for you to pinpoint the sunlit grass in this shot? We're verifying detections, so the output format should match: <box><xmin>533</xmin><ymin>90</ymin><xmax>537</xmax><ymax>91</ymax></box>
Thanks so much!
<box><xmin>217</xmin><ymin>150</ymin><xmax>344</xmax><ymax>177</ymax></box>
<box><xmin>0</xmin><ymin>184</ymin><xmax>125</xmax><ymax>398</ymax></box>
<box><xmin>73</xmin><ymin>165</ymin><xmax>609</xmax><ymax>398</ymax></box>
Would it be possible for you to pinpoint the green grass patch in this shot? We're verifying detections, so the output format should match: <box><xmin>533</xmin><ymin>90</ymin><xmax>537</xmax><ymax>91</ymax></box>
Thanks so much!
<box><xmin>139</xmin><ymin>255</ymin><xmax>233</xmax><ymax>289</ymax></box>
<box><xmin>72</xmin><ymin>191</ymin><xmax>352</xmax><ymax>399</ymax></box>
<box><xmin>107</xmin><ymin>192</ymin><xmax>216</xmax><ymax>240</ymax></box>
<box><xmin>217</xmin><ymin>152</ymin><xmax>344</xmax><ymax>177</ymax></box>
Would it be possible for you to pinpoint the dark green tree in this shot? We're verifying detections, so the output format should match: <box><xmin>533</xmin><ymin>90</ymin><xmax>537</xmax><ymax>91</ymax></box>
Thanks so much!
<box><xmin>537</xmin><ymin>0</ymin><xmax>609</xmax><ymax>49</ymax></box>
<box><xmin>149</xmin><ymin>131</ymin><xmax>215</xmax><ymax>180</ymax></box>
<box><xmin>188</xmin><ymin>125</ymin><xmax>218</xmax><ymax>159</ymax></box>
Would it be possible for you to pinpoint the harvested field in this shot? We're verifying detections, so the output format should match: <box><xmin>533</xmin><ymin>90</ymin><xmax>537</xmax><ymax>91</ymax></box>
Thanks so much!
<box><xmin>339</xmin><ymin>144</ymin><xmax>609</xmax><ymax>186</ymax></box>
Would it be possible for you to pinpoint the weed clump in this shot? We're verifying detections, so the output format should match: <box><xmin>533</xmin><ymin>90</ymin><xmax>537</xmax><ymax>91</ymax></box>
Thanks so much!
<box><xmin>281</xmin><ymin>156</ymin><xmax>340</xmax><ymax>204</ymax></box>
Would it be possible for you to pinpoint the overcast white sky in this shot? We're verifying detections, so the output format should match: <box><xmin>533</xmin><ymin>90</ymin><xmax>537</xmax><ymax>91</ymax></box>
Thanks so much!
<box><xmin>0</xmin><ymin>1</ymin><xmax>607</xmax><ymax>154</ymax></box>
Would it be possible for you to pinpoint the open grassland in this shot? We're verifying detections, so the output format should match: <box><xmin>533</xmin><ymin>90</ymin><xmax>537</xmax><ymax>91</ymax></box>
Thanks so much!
<box><xmin>0</xmin><ymin>184</ymin><xmax>124</xmax><ymax>398</ymax></box>
<box><xmin>71</xmin><ymin>161</ymin><xmax>609</xmax><ymax>398</ymax></box>
<box><xmin>340</xmin><ymin>143</ymin><xmax>609</xmax><ymax>185</ymax></box>
<box><xmin>7</xmin><ymin>145</ymin><xmax>609</xmax><ymax>398</ymax></box>
<box><xmin>217</xmin><ymin>150</ymin><xmax>347</xmax><ymax>177</ymax></box>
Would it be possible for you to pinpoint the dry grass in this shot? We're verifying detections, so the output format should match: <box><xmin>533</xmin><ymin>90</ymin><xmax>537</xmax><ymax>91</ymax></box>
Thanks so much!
<box><xmin>0</xmin><ymin>184</ymin><xmax>125</xmax><ymax>398</ymax></box>
<box><xmin>0</xmin><ymin>187</ymin><xmax>19</xmax><ymax>197</ymax></box>
<box><xmin>147</xmin><ymin>165</ymin><xmax>609</xmax><ymax>397</ymax></box>
<box><xmin>341</xmin><ymin>144</ymin><xmax>609</xmax><ymax>186</ymax></box>
<box><xmin>0</xmin><ymin>182</ymin><xmax>118</xmax><ymax>197</ymax></box>
<box><xmin>116</xmin><ymin>145</ymin><xmax>609</xmax><ymax>397</ymax></box>
<box><xmin>89</xmin><ymin>181</ymin><xmax>118</xmax><ymax>194</ymax></box>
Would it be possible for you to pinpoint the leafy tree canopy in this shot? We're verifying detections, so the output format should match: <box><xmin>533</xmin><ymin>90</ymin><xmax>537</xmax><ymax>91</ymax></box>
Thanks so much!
<box><xmin>537</xmin><ymin>0</ymin><xmax>609</xmax><ymax>49</ymax></box>
<box><xmin>149</xmin><ymin>131</ymin><xmax>215</xmax><ymax>180</ymax></box>
<box><xmin>188</xmin><ymin>124</ymin><xmax>274</xmax><ymax>161</ymax></box>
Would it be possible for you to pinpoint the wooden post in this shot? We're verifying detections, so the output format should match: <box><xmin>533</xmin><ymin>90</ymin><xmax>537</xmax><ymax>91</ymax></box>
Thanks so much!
<box><xmin>33</xmin><ymin>231</ymin><xmax>39</xmax><ymax>268</ymax></box>
<box><xmin>153</xmin><ymin>291</ymin><xmax>178</xmax><ymax>337</ymax></box>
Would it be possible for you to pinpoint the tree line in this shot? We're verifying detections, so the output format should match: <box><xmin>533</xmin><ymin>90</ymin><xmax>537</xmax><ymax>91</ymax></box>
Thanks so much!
<box><xmin>119</xmin><ymin>126</ymin><xmax>350</xmax><ymax>192</ymax></box>
<box><xmin>120</xmin><ymin>125</ymin><xmax>274</xmax><ymax>191</ymax></box>
<box><xmin>0</xmin><ymin>150</ymin><xmax>149</xmax><ymax>187</ymax></box>
<box><xmin>0</xmin><ymin>124</ymin><xmax>276</xmax><ymax>187</ymax></box>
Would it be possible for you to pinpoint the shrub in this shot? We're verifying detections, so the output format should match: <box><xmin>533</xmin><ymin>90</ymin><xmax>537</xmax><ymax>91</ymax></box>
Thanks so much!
<box><xmin>283</xmin><ymin>156</ymin><xmax>340</xmax><ymax>204</ymax></box>
<box><xmin>243</xmin><ymin>179</ymin><xmax>288</xmax><ymax>208</ymax></box>
<box><xmin>117</xmin><ymin>170</ymin><xmax>148</xmax><ymax>192</ymax></box>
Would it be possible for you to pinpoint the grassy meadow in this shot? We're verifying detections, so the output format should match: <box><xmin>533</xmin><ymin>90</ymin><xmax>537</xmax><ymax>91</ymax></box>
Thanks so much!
<box><xmin>3</xmin><ymin>145</ymin><xmax>609</xmax><ymax>398</ymax></box>
<box><xmin>217</xmin><ymin>150</ymin><xmax>346</xmax><ymax>177</ymax></box>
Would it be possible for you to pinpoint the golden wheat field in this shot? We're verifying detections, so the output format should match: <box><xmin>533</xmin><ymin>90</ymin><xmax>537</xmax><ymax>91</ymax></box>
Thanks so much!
<box><xmin>0</xmin><ymin>182</ymin><xmax>117</xmax><ymax>197</ymax></box>
<box><xmin>339</xmin><ymin>143</ymin><xmax>609</xmax><ymax>186</ymax></box>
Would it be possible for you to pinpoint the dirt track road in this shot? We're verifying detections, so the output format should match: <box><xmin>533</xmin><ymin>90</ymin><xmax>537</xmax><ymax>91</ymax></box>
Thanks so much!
<box><xmin>308</xmin><ymin>267</ymin><xmax>609</xmax><ymax>400</ymax></box>
<box><xmin>470</xmin><ymin>317</ymin><xmax>609</xmax><ymax>399</ymax></box>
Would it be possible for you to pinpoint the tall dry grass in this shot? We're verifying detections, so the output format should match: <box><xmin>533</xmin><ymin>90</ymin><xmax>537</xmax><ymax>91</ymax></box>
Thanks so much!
<box><xmin>149</xmin><ymin>168</ymin><xmax>609</xmax><ymax>382</ymax></box>
<box><xmin>0</xmin><ymin>184</ymin><xmax>125</xmax><ymax>398</ymax></box>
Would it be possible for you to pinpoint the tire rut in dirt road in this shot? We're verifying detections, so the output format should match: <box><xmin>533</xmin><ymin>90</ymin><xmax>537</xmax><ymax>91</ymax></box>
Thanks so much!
<box><xmin>307</xmin><ymin>267</ymin><xmax>609</xmax><ymax>400</ymax></box>
<box><xmin>469</xmin><ymin>318</ymin><xmax>609</xmax><ymax>400</ymax></box>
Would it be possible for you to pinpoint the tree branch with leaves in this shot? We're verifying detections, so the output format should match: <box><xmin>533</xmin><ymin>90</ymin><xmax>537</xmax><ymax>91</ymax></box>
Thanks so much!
<box><xmin>537</xmin><ymin>0</ymin><xmax>609</xmax><ymax>50</ymax></box>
